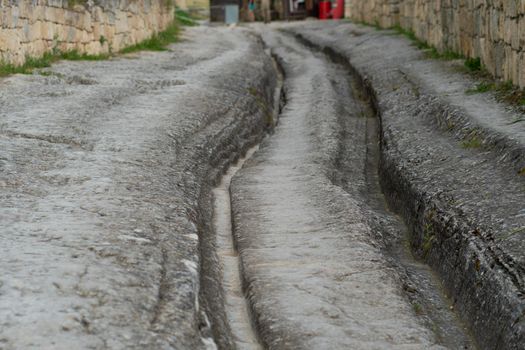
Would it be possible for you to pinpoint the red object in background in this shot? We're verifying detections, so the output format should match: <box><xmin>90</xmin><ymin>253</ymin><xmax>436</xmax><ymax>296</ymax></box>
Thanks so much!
<box><xmin>331</xmin><ymin>0</ymin><xmax>344</xmax><ymax>19</ymax></box>
<box><xmin>318</xmin><ymin>1</ymin><xmax>331</xmax><ymax>19</ymax></box>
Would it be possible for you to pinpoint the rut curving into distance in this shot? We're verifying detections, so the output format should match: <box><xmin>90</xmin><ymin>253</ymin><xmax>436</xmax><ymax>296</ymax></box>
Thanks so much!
<box><xmin>223</xmin><ymin>27</ymin><xmax>476</xmax><ymax>349</ymax></box>
<box><xmin>213</xmin><ymin>145</ymin><xmax>263</xmax><ymax>350</ymax></box>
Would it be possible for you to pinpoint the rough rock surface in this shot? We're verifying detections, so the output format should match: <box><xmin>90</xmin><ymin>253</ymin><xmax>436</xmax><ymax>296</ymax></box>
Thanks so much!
<box><xmin>230</xmin><ymin>28</ymin><xmax>472</xmax><ymax>349</ymax></box>
<box><xmin>0</xmin><ymin>26</ymin><xmax>276</xmax><ymax>349</ymax></box>
<box><xmin>284</xmin><ymin>21</ymin><xmax>525</xmax><ymax>349</ymax></box>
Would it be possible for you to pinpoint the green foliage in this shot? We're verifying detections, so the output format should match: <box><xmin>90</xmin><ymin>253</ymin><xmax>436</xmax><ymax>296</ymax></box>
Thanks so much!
<box><xmin>67</xmin><ymin>0</ymin><xmax>88</xmax><ymax>8</ymax></box>
<box><xmin>461</xmin><ymin>134</ymin><xmax>482</xmax><ymax>149</ymax></box>
<box><xmin>390</xmin><ymin>25</ymin><xmax>463</xmax><ymax>59</ymax></box>
<box><xmin>58</xmin><ymin>50</ymin><xmax>110</xmax><ymax>61</ymax></box>
<box><xmin>464</xmin><ymin>79</ymin><xmax>525</xmax><ymax>110</ymax></box>
<box><xmin>391</xmin><ymin>25</ymin><xmax>416</xmax><ymax>40</ymax></box>
<box><xmin>0</xmin><ymin>11</ymin><xmax>184</xmax><ymax>78</ymax></box>
<box><xmin>431</xmin><ymin>49</ymin><xmax>463</xmax><ymax>60</ymax></box>
<box><xmin>0</xmin><ymin>48</ymin><xmax>111</xmax><ymax>77</ymax></box>
<box><xmin>413</xmin><ymin>303</ymin><xmax>424</xmax><ymax>315</ymax></box>
<box><xmin>0</xmin><ymin>52</ymin><xmax>54</xmax><ymax>77</ymax></box>
<box><xmin>466</xmin><ymin>82</ymin><xmax>495</xmax><ymax>94</ymax></box>
<box><xmin>175</xmin><ymin>8</ymin><xmax>199</xmax><ymax>26</ymax></box>
<box><xmin>372</xmin><ymin>20</ymin><xmax>382</xmax><ymax>30</ymax></box>
<box><xmin>497</xmin><ymin>80</ymin><xmax>514</xmax><ymax>93</ymax></box>
<box><xmin>464</xmin><ymin>57</ymin><xmax>482</xmax><ymax>71</ymax></box>
<box><xmin>120</xmin><ymin>21</ymin><xmax>180</xmax><ymax>53</ymax></box>
<box><xmin>422</xmin><ymin>225</ymin><xmax>435</xmax><ymax>258</ymax></box>
<box><xmin>492</xmin><ymin>81</ymin><xmax>525</xmax><ymax>106</ymax></box>
<box><xmin>360</xmin><ymin>19</ymin><xmax>525</xmax><ymax>109</ymax></box>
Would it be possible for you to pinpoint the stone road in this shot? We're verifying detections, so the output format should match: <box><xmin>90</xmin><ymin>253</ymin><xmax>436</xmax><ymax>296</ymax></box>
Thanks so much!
<box><xmin>0</xmin><ymin>26</ymin><xmax>276</xmax><ymax>349</ymax></box>
<box><xmin>1</xmin><ymin>21</ymin><xmax>524</xmax><ymax>350</ymax></box>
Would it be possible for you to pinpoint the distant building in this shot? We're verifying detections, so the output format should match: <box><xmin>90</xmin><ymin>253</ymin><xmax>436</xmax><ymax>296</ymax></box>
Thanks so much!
<box><xmin>210</xmin><ymin>0</ymin><xmax>317</xmax><ymax>21</ymax></box>
<box><xmin>210</xmin><ymin>0</ymin><xmax>239</xmax><ymax>21</ymax></box>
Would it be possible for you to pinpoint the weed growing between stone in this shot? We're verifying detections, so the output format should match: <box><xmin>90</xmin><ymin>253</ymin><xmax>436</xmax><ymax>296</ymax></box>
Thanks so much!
<box><xmin>120</xmin><ymin>21</ymin><xmax>181</xmax><ymax>53</ymax></box>
<box><xmin>464</xmin><ymin>57</ymin><xmax>482</xmax><ymax>71</ymax></box>
<box><xmin>413</xmin><ymin>303</ymin><xmax>424</xmax><ymax>315</ymax></box>
<box><xmin>465</xmin><ymin>82</ymin><xmax>495</xmax><ymax>94</ymax></box>
<box><xmin>0</xmin><ymin>7</ymin><xmax>196</xmax><ymax>78</ymax></box>
<box><xmin>363</xmin><ymin>21</ymin><xmax>525</xmax><ymax>110</ymax></box>
<box><xmin>387</xmin><ymin>24</ymin><xmax>525</xmax><ymax>108</ymax></box>
<box><xmin>461</xmin><ymin>134</ymin><xmax>482</xmax><ymax>149</ymax></box>
<box><xmin>464</xmin><ymin>79</ymin><xmax>525</xmax><ymax>107</ymax></box>
<box><xmin>120</xmin><ymin>9</ymin><xmax>199</xmax><ymax>54</ymax></box>
<box><xmin>0</xmin><ymin>50</ymin><xmax>109</xmax><ymax>77</ymax></box>
<box><xmin>0</xmin><ymin>54</ymin><xmax>53</xmax><ymax>76</ymax></box>
<box><xmin>175</xmin><ymin>9</ymin><xmax>199</xmax><ymax>26</ymax></box>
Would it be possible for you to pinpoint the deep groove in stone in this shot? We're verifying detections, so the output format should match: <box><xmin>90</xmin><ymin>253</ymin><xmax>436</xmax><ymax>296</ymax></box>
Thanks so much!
<box><xmin>213</xmin><ymin>145</ymin><xmax>263</xmax><ymax>350</ymax></box>
<box><xmin>290</xmin><ymin>30</ymin><xmax>477</xmax><ymax>348</ymax></box>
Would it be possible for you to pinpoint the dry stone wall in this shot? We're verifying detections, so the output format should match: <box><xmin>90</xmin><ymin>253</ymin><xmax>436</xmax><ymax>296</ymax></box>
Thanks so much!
<box><xmin>0</xmin><ymin>0</ymin><xmax>174</xmax><ymax>65</ymax></box>
<box><xmin>346</xmin><ymin>0</ymin><xmax>525</xmax><ymax>87</ymax></box>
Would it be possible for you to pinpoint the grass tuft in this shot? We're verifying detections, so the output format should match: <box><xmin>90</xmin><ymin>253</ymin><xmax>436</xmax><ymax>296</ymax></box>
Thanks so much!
<box><xmin>465</xmin><ymin>57</ymin><xmax>482</xmax><ymax>71</ymax></box>
<box><xmin>0</xmin><ymin>16</ymin><xmax>180</xmax><ymax>78</ymax></box>
<box><xmin>464</xmin><ymin>79</ymin><xmax>525</xmax><ymax>106</ymax></box>
<box><xmin>120</xmin><ymin>21</ymin><xmax>180</xmax><ymax>53</ymax></box>
<box><xmin>466</xmin><ymin>82</ymin><xmax>495</xmax><ymax>94</ymax></box>
<box><xmin>0</xmin><ymin>50</ymin><xmax>110</xmax><ymax>78</ymax></box>
<box><xmin>0</xmin><ymin>52</ymin><xmax>54</xmax><ymax>77</ymax></box>
<box><xmin>359</xmin><ymin>19</ymin><xmax>525</xmax><ymax>110</ymax></box>
<box><xmin>461</xmin><ymin>134</ymin><xmax>482</xmax><ymax>149</ymax></box>
<box><xmin>413</xmin><ymin>303</ymin><xmax>424</xmax><ymax>315</ymax></box>
<box><xmin>58</xmin><ymin>50</ymin><xmax>110</xmax><ymax>61</ymax></box>
<box><xmin>175</xmin><ymin>8</ymin><xmax>199</xmax><ymax>26</ymax></box>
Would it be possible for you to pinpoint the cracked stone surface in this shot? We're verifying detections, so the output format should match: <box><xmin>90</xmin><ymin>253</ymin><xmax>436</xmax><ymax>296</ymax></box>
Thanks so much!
<box><xmin>282</xmin><ymin>21</ymin><xmax>525</xmax><ymax>349</ymax></box>
<box><xmin>2</xmin><ymin>19</ymin><xmax>524</xmax><ymax>350</ymax></box>
<box><xmin>0</xmin><ymin>26</ymin><xmax>275</xmax><ymax>349</ymax></box>
<box><xmin>230</xmin><ymin>28</ymin><xmax>459</xmax><ymax>349</ymax></box>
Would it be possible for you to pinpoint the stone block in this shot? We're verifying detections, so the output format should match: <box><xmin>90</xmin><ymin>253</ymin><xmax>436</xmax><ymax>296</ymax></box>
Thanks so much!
<box><xmin>0</xmin><ymin>29</ymin><xmax>21</xmax><ymax>54</ymax></box>
<box><xmin>518</xmin><ymin>52</ymin><xmax>525</xmax><ymax>87</ymax></box>
<box><xmin>55</xmin><ymin>23</ymin><xmax>66</xmax><ymax>42</ymax></box>
<box><xmin>519</xmin><ymin>17</ymin><xmax>525</xmax><ymax>49</ymax></box>
<box><xmin>505</xmin><ymin>0</ymin><xmax>518</xmax><ymax>17</ymax></box>
<box><xmin>28</xmin><ymin>21</ymin><xmax>43</xmax><ymax>42</ymax></box>
<box><xmin>503</xmin><ymin>45</ymin><xmax>513</xmax><ymax>80</ymax></box>
<box><xmin>510</xmin><ymin>18</ymin><xmax>519</xmax><ymax>49</ymax></box>
<box><xmin>92</xmin><ymin>22</ymin><xmax>101</xmax><ymax>39</ymax></box>
<box><xmin>41</xmin><ymin>22</ymin><xmax>55</xmax><ymax>41</ymax></box>
<box><xmin>481</xmin><ymin>37</ymin><xmax>496</xmax><ymax>75</ymax></box>
<box><xmin>84</xmin><ymin>40</ymin><xmax>102</xmax><ymax>55</ymax></box>
<box><xmin>67</xmin><ymin>27</ymin><xmax>76</xmax><ymax>43</ymax></box>
<box><xmin>494</xmin><ymin>41</ymin><xmax>505</xmax><ymax>78</ymax></box>
<box><xmin>2</xmin><ymin>7</ymin><xmax>18</xmax><ymax>28</ymax></box>
<box><xmin>115</xmin><ymin>11</ymin><xmax>129</xmax><ymax>34</ymax></box>
<box><xmin>511</xmin><ymin>48</ymin><xmax>520</xmax><ymax>83</ymax></box>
